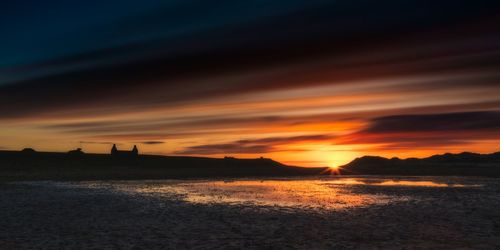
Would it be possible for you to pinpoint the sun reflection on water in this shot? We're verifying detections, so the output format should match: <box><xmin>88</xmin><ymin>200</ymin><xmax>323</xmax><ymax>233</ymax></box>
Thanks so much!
<box><xmin>96</xmin><ymin>178</ymin><xmax>482</xmax><ymax>210</ymax></box>
<box><xmin>171</xmin><ymin>180</ymin><xmax>384</xmax><ymax>209</ymax></box>
<box><xmin>131</xmin><ymin>179</ymin><xmax>397</xmax><ymax>209</ymax></box>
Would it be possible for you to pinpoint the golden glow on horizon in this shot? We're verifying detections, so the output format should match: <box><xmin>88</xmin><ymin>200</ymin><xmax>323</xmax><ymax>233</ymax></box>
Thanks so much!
<box><xmin>1</xmin><ymin>73</ymin><xmax>499</xmax><ymax>167</ymax></box>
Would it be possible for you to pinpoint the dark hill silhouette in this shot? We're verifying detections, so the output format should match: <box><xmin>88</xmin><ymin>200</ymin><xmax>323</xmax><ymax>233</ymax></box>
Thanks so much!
<box><xmin>0</xmin><ymin>149</ymin><xmax>327</xmax><ymax>181</ymax></box>
<box><xmin>340</xmin><ymin>151</ymin><xmax>500</xmax><ymax>177</ymax></box>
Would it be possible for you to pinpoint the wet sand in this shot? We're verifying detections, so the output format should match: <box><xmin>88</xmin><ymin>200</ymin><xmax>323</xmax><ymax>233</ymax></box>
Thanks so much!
<box><xmin>1</xmin><ymin>177</ymin><xmax>500</xmax><ymax>249</ymax></box>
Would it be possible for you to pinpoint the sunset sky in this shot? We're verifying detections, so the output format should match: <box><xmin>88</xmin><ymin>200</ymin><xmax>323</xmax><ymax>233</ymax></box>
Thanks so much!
<box><xmin>1</xmin><ymin>0</ymin><xmax>499</xmax><ymax>166</ymax></box>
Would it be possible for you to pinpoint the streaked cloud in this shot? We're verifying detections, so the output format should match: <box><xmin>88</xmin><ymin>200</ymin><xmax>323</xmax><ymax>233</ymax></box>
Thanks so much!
<box><xmin>176</xmin><ymin>134</ymin><xmax>335</xmax><ymax>155</ymax></box>
<box><xmin>0</xmin><ymin>1</ymin><xmax>499</xmax><ymax>165</ymax></box>
<box><xmin>365</xmin><ymin>111</ymin><xmax>500</xmax><ymax>133</ymax></box>
<box><xmin>336</xmin><ymin>111</ymin><xmax>500</xmax><ymax>150</ymax></box>
<box><xmin>139</xmin><ymin>141</ymin><xmax>165</xmax><ymax>145</ymax></box>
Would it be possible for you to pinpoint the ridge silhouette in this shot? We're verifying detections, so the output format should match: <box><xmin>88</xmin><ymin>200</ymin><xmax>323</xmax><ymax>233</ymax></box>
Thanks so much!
<box><xmin>2</xmin><ymin>147</ymin><xmax>500</xmax><ymax>181</ymax></box>
<box><xmin>0</xmin><ymin>145</ymin><xmax>327</xmax><ymax>181</ymax></box>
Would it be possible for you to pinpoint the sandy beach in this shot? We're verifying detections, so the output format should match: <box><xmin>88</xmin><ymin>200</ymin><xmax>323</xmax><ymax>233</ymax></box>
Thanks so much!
<box><xmin>1</xmin><ymin>177</ymin><xmax>499</xmax><ymax>249</ymax></box>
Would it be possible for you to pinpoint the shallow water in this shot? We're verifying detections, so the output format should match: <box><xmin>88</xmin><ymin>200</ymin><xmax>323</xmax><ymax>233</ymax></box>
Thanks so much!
<box><xmin>78</xmin><ymin>176</ymin><xmax>485</xmax><ymax>210</ymax></box>
<box><xmin>129</xmin><ymin>179</ymin><xmax>395</xmax><ymax>209</ymax></box>
<box><xmin>2</xmin><ymin>176</ymin><xmax>499</xmax><ymax>249</ymax></box>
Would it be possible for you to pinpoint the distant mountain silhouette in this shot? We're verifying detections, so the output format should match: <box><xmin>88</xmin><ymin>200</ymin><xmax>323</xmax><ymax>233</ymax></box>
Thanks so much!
<box><xmin>341</xmin><ymin>152</ymin><xmax>500</xmax><ymax>176</ymax></box>
<box><xmin>0</xmin><ymin>147</ymin><xmax>327</xmax><ymax>181</ymax></box>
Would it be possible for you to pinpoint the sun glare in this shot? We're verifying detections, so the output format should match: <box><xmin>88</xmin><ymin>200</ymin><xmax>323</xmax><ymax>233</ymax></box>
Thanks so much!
<box><xmin>327</xmin><ymin>165</ymin><xmax>341</xmax><ymax>175</ymax></box>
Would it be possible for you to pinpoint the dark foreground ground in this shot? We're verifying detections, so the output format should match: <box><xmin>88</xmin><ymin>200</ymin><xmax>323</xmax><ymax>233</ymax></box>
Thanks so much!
<box><xmin>1</xmin><ymin>177</ymin><xmax>499</xmax><ymax>249</ymax></box>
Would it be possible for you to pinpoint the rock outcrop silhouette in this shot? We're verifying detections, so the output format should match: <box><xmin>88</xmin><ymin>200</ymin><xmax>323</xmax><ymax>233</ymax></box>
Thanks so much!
<box><xmin>68</xmin><ymin>148</ymin><xmax>84</xmax><ymax>156</ymax></box>
<box><xmin>111</xmin><ymin>144</ymin><xmax>138</xmax><ymax>157</ymax></box>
